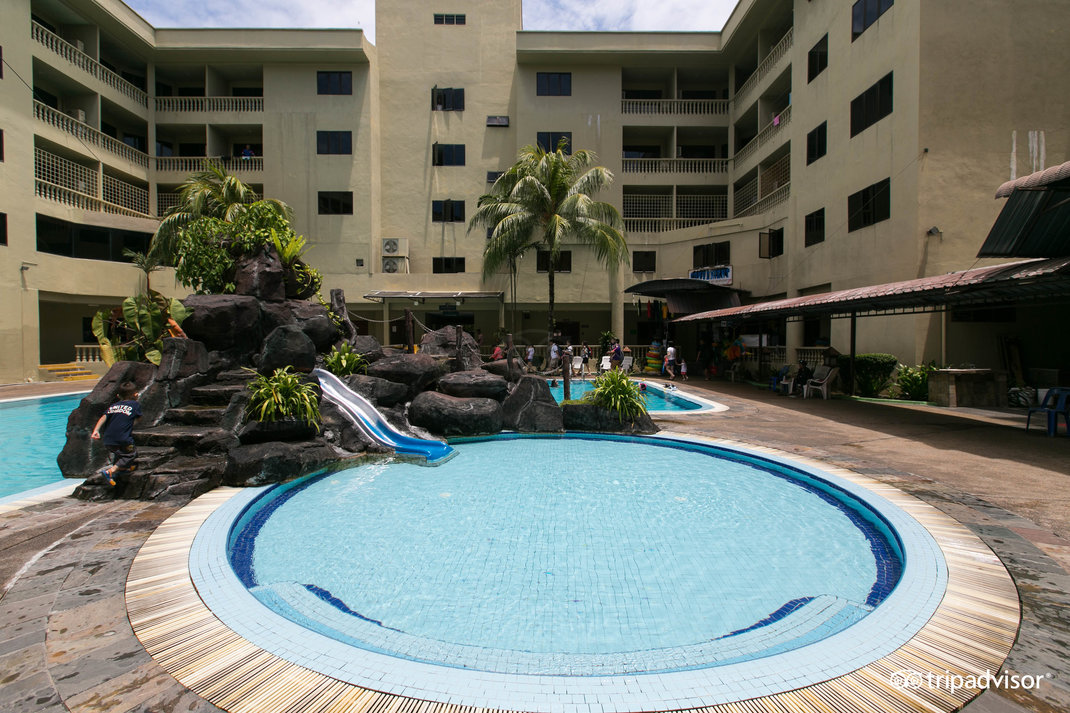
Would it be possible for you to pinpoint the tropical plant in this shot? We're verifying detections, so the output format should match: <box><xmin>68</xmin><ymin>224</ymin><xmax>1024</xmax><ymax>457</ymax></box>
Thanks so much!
<box><xmin>244</xmin><ymin>366</ymin><xmax>321</xmax><ymax>430</ymax></box>
<box><xmin>599</xmin><ymin>330</ymin><xmax>615</xmax><ymax>355</ymax></box>
<box><xmin>583</xmin><ymin>368</ymin><xmax>648</xmax><ymax>423</ymax></box>
<box><xmin>91</xmin><ymin>290</ymin><xmax>191</xmax><ymax>365</ymax></box>
<box><xmin>150</xmin><ymin>161</ymin><xmax>293</xmax><ymax>263</ymax></box>
<box><xmin>122</xmin><ymin>249</ymin><xmax>164</xmax><ymax>293</ymax></box>
<box><xmin>470</xmin><ymin>138</ymin><xmax>628</xmax><ymax>342</ymax></box>
<box><xmin>324</xmin><ymin>343</ymin><xmax>369</xmax><ymax>377</ymax></box>
<box><xmin>894</xmin><ymin>361</ymin><xmax>939</xmax><ymax>401</ymax></box>
<box><xmin>838</xmin><ymin>353</ymin><xmax>899</xmax><ymax>397</ymax></box>
<box><xmin>271</xmin><ymin>230</ymin><xmax>323</xmax><ymax>298</ymax></box>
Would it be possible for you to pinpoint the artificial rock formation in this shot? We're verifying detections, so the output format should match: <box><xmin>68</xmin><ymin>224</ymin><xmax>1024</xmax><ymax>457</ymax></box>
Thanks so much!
<box><xmin>561</xmin><ymin>403</ymin><xmax>659</xmax><ymax>435</ymax></box>
<box><xmin>438</xmin><ymin>370</ymin><xmax>509</xmax><ymax>401</ymax></box>
<box><xmin>366</xmin><ymin>353</ymin><xmax>447</xmax><ymax>399</ymax></box>
<box><xmin>501</xmin><ymin>376</ymin><xmax>564</xmax><ymax>433</ymax></box>
<box><xmin>409</xmin><ymin>391</ymin><xmax>503</xmax><ymax>437</ymax></box>
<box><xmin>419</xmin><ymin>326</ymin><xmax>483</xmax><ymax>372</ymax></box>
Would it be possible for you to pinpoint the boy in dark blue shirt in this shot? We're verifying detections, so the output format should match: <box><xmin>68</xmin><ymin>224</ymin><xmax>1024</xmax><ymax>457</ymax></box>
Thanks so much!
<box><xmin>90</xmin><ymin>381</ymin><xmax>142</xmax><ymax>487</ymax></box>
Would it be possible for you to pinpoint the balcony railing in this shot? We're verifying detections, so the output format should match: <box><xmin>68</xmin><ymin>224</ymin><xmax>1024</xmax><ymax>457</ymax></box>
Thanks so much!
<box><xmin>737</xmin><ymin>182</ymin><xmax>790</xmax><ymax>218</ymax></box>
<box><xmin>103</xmin><ymin>175</ymin><xmax>149</xmax><ymax>216</ymax></box>
<box><xmin>154</xmin><ymin>156</ymin><xmax>264</xmax><ymax>173</ymax></box>
<box><xmin>157</xmin><ymin>192</ymin><xmax>181</xmax><ymax>216</ymax></box>
<box><xmin>35</xmin><ymin>180</ymin><xmax>150</xmax><ymax>218</ymax></box>
<box><xmin>35</xmin><ymin>147</ymin><xmax>98</xmax><ymax>196</ymax></box>
<box><xmin>734</xmin><ymin>27</ymin><xmax>794</xmax><ymax>107</ymax></box>
<box><xmin>734</xmin><ymin>104</ymin><xmax>792</xmax><ymax>167</ymax></box>
<box><xmin>34</xmin><ymin>101</ymin><xmax>150</xmax><ymax>168</ymax></box>
<box><xmin>621</xmin><ymin>158</ymin><xmax>728</xmax><ymax>174</ymax></box>
<box><xmin>624</xmin><ymin>217</ymin><xmax>727</xmax><ymax>233</ymax></box>
<box><xmin>31</xmin><ymin>21</ymin><xmax>148</xmax><ymax>107</ymax></box>
<box><xmin>75</xmin><ymin>344</ymin><xmax>104</xmax><ymax>363</ymax></box>
<box><xmin>621</xmin><ymin>99</ymin><xmax>728</xmax><ymax>116</ymax></box>
<box><xmin>155</xmin><ymin>96</ymin><xmax>265</xmax><ymax>113</ymax></box>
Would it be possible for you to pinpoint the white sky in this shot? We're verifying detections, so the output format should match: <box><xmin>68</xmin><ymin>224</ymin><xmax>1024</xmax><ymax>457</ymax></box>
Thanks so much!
<box><xmin>122</xmin><ymin>0</ymin><xmax>738</xmax><ymax>44</ymax></box>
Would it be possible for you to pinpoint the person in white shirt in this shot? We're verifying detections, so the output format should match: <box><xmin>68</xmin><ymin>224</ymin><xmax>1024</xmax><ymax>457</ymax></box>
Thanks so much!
<box><xmin>665</xmin><ymin>341</ymin><xmax>677</xmax><ymax>380</ymax></box>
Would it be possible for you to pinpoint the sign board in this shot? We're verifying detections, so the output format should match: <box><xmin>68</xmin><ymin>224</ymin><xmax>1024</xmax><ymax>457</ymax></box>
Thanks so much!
<box><xmin>689</xmin><ymin>265</ymin><xmax>733</xmax><ymax>286</ymax></box>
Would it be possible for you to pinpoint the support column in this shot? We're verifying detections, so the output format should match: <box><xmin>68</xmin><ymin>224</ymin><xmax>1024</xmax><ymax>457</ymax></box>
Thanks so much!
<box><xmin>786</xmin><ymin>320</ymin><xmax>804</xmax><ymax>364</ymax></box>
<box><xmin>498</xmin><ymin>297</ymin><xmax>506</xmax><ymax>332</ymax></box>
<box><xmin>381</xmin><ymin>301</ymin><xmax>391</xmax><ymax>344</ymax></box>
<box><xmin>610</xmin><ymin>263</ymin><xmax>624</xmax><ymax>342</ymax></box>
<box><xmin>21</xmin><ymin>284</ymin><xmax>40</xmax><ymax>381</ymax></box>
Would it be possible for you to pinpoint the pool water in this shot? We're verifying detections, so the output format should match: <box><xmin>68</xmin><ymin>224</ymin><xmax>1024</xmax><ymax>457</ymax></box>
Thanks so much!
<box><xmin>230</xmin><ymin>436</ymin><xmax>902</xmax><ymax>675</ymax></box>
<box><xmin>0</xmin><ymin>394</ymin><xmax>83</xmax><ymax>498</ymax></box>
<box><xmin>547</xmin><ymin>379</ymin><xmax>701</xmax><ymax>411</ymax></box>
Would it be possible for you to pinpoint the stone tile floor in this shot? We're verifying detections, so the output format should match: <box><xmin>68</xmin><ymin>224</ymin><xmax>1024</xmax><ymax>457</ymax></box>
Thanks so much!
<box><xmin>1</xmin><ymin>379</ymin><xmax>1068</xmax><ymax>713</ymax></box>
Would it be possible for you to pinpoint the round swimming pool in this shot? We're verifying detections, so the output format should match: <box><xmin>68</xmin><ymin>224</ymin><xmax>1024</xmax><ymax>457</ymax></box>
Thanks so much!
<box><xmin>222</xmin><ymin>435</ymin><xmax>913</xmax><ymax>677</ymax></box>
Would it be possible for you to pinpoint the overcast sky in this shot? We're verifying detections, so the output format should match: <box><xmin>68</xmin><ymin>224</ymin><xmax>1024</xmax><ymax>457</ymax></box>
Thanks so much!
<box><xmin>123</xmin><ymin>0</ymin><xmax>738</xmax><ymax>43</ymax></box>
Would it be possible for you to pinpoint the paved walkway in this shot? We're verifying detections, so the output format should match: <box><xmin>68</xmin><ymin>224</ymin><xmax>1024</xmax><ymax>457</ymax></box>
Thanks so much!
<box><xmin>1</xmin><ymin>379</ymin><xmax>1068</xmax><ymax>713</ymax></box>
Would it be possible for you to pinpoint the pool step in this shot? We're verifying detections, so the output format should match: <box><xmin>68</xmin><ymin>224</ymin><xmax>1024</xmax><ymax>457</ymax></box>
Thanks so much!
<box><xmin>38</xmin><ymin>362</ymin><xmax>99</xmax><ymax>382</ymax></box>
<box><xmin>138</xmin><ymin>454</ymin><xmax>226</xmax><ymax>500</ymax></box>
<box><xmin>134</xmin><ymin>424</ymin><xmax>230</xmax><ymax>450</ymax></box>
<box><xmin>190</xmin><ymin>384</ymin><xmax>246</xmax><ymax>406</ymax></box>
<box><xmin>165</xmin><ymin>405</ymin><xmax>228</xmax><ymax>426</ymax></box>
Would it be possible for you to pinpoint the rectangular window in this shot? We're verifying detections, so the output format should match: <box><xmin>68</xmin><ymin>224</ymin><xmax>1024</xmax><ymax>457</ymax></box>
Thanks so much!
<box><xmin>536</xmin><ymin>250</ymin><xmax>572</xmax><ymax>273</ymax></box>
<box><xmin>486</xmin><ymin>171</ymin><xmax>504</xmax><ymax>183</ymax></box>
<box><xmin>850</xmin><ymin>72</ymin><xmax>893</xmax><ymax>137</ymax></box>
<box><xmin>433</xmin><ymin>13</ymin><xmax>466</xmax><ymax>25</ymax></box>
<box><xmin>318</xmin><ymin>191</ymin><xmax>354</xmax><ymax>215</ymax></box>
<box><xmin>847</xmin><ymin>178</ymin><xmax>890</xmax><ymax>231</ymax></box>
<box><xmin>692</xmin><ymin>241</ymin><xmax>730</xmax><ymax>269</ymax></box>
<box><xmin>536</xmin><ymin>72</ymin><xmax>572</xmax><ymax>96</ymax></box>
<box><xmin>808</xmin><ymin>35</ymin><xmax>828</xmax><ymax>82</ymax></box>
<box><xmin>316</xmin><ymin>131</ymin><xmax>352</xmax><ymax>155</ymax></box>
<box><xmin>431</xmin><ymin>87</ymin><xmax>465</xmax><ymax>111</ymax></box>
<box><xmin>804</xmin><ymin>208</ymin><xmax>826</xmax><ymax>246</ymax></box>
<box><xmin>0</xmin><ymin>128</ymin><xmax>4</xmax><ymax>161</ymax></box>
<box><xmin>432</xmin><ymin>199</ymin><xmax>466</xmax><ymax>222</ymax></box>
<box><xmin>806</xmin><ymin>122</ymin><xmax>827</xmax><ymax>164</ymax></box>
<box><xmin>633</xmin><ymin>250</ymin><xmax>656</xmax><ymax>272</ymax></box>
<box><xmin>536</xmin><ymin>131</ymin><xmax>571</xmax><ymax>154</ymax></box>
<box><xmin>759</xmin><ymin>228</ymin><xmax>784</xmax><ymax>258</ymax></box>
<box><xmin>432</xmin><ymin>257</ymin><xmax>466</xmax><ymax>273</ymax></box>
<box><xmin>486</xmin><ymin>115</ymin><xmax>509</xmax><ymax>126</ymax></box>
<box><xmin>852</xmin><ymin>0</ymin><xmax>893</xmax><ymax>41</ymax></box>
<box><xmin>0</xmin><ymin>212</ymin><xmax>7</xmax><ymax>246</ymax></box>
<box><xmin>432</xmin><ymin>143</ymin><xmax>465</xmax><ymax>166</ymax></box>
<box><xmin>317</xmin><ymin>71</ymin><xmax>352</xmax><ymax>95</ymax></box>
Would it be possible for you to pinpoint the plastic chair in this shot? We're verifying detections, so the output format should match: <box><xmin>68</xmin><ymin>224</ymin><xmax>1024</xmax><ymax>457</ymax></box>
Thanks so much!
<box><xmin>803</xmin><ymin>366</ymin><xmax>838</xmax><ymax>399</ymax></box>
<box><xmin>770</xmin><ymin>365</ymin><xmax>792</xmax><ymax>392</ymax></box>
<box><xmin>571</xmin><ymin>356</ymin><xmax>585</xmax><ymax>377</ymax></box>
<box><xmin>598</xmin><ymin>355</ymin><xmax>612</xmax><ymax>373</ymax></box>
<box><xmin>621</xmin><ymin>355</ymin><xmax>634</xmax><ymax>373</ymax></box>
<box><xmin>1027</xmin><ymin>387</ymin><xmax>1070</xmax><ymax>436</ymax></box>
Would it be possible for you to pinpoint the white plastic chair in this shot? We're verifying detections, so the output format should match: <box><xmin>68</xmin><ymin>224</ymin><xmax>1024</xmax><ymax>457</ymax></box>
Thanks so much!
<box><xmin>620</xmin><ymin>355</ymin><xmax>634</xmax><ymax>373</ymax></box>
<box><xmin>571</xmin><ymin>356</ymin><xmax>585</xmax><ymax>377</ymax></box>
<box><xmin>599</xmin><ymin>355</ymin><xmax>612</xmax><ymax>373</ymax></box>
<box><xmin>803</xmin><ymin>366</ymin><xmax>838</xmax><ymax>400</ymax></box>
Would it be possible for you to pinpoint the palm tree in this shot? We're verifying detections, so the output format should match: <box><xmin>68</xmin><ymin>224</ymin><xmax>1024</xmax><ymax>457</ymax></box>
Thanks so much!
<box><xmin>122</xmin><ymin>249</ymin><xmax>164</xmax><ymax>294</ymax></box>
<box><xmin>470</xmin><ymin>139</ymin><xmax>628</xmax><ymax>342</ymax></box>
<box><xmin>150</xmin><ymin>161</ymin><xmax>292</xmax><ymax>263</ymax></box>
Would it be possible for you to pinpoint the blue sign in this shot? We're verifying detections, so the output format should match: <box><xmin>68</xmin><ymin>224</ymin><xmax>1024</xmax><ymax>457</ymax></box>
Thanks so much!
<box><xmin>689</xmin><ymin>266</ymin><xmax>733</xmax><ymax>286</ymax></box>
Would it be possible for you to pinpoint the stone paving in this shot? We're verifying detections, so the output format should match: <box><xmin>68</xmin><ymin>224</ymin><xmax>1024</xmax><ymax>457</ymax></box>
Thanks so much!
<box><xmin>1</xmin><ymin>379</ymin><xmax>1068</xmax><ymax>713</ymax></box>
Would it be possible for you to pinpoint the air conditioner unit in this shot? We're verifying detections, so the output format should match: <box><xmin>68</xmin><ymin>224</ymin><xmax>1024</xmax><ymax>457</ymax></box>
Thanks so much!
<box><xmin>382</xmin><ymin>256</ymin><xmax>410</xmax><ymax>274</ymax></box>
<box><xmin>381</xmin><ymin>237</ymin><xmax>409</xmax><ymax>257</ymax></box>
<box><xmin>74</xmin><ymin>109</ymin><xmax>86</xmax><ymax>123</ymax></box>
<box><xmin>75</xmin><ymin>39</ymin><xmax>85</xmax><ymax>53</ymax></box>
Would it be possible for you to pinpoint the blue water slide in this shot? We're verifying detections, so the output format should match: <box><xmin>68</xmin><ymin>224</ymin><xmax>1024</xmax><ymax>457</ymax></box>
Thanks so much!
<box><xmin>313</xmin><ymin>369</ymin><xmax>455</xmax><ymax>464</ymax></box>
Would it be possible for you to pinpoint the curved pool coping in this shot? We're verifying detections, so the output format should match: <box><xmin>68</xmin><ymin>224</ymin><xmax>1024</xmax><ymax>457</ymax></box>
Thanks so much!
<box><xmin>126</xmin><ymin>432</ymin><xmax>1020</xmax><ymax>713</ymax></box>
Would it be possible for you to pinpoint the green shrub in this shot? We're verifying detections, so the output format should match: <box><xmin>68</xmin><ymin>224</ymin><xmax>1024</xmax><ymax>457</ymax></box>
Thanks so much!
<box><xmin>583</xmin><ymin>368</ymin><xmax>647</xmax><ymax>422</ymax></box>
<box><xmin>92</xmin><ymin>289</ymin><xmax>191</xmax><ymax>365</ymax></box>
<box><xmin>244</xmin><ymin>366</ymin><xmax>321</xmax><ymax>430</ymax></box>
<box><xmin>894</xmin><ymin>361</ymin><xmax>938</xmax><ymax>401</ymax></box>
<box><xmin>838</xmin><ymin>353</ymin><xmax>899</xmax><ymax>397</ymax></box>
<box><xmin>598</xmin><ymin>330</ymin><xmax>615</xmax><ymax>354</ymax></box>
<box><xmin>324</xmin><ymin>343</ymin><xmax>369</xmax><ymax>377</ymax></box>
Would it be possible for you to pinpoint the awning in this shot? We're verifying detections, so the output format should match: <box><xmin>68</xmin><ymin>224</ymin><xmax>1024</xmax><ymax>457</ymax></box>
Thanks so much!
<box><xmin>363</xmin><ymin>290</ymin><xmax>504</xmax><ymax>302</ymax></box>
<box><xmin>980</xmin><ymin>160</ymin><xmax>1070</xmax><ymax>258</ymax></box>
<box><xmin>994</xmin><ymin>159</ymin><xmax>1070</xmax><ymax>198</ymax></box>
<box><xmin>624</xmin><ymin>278</ymin><xmax>745</xmax><ymax>315</ymax></box>
<box><xmin>674</xmin><ymin>257</ymin><xmax>1070</xmax><ymax>324</ymax></box>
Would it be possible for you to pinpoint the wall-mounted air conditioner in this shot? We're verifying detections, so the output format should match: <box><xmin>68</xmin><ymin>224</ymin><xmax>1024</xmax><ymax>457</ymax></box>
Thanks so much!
<box><xmin>382</xmin><ymin>237</ymin><xmax>409</xmax><ymax>257</ymax></box>
<box><xmin>382</xmin><ymin>256</ymin><xmax>410</xmax><ymax>274</ymax></box>
<box><xmin>74</xmin><ymin>109</ymin><xmax>86</xmax><ymax>123</ymax></box>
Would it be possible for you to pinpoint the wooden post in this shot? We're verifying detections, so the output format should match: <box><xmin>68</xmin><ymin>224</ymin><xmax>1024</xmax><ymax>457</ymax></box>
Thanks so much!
<box><xmin>562</xmin><ymin>347</ymin><xmax>571</xmax><ymax>401</ymax></box>
<box><xmin>849</xmin><ymin>311</ymin><xmax>857</xmax><ymax>396</ymax></box>
<box><xmin>329</xmin><ymin>288</ymin><xmax>357</xmax><ymax>342</ymax></box>
<box><xmin>404</xmin><ymin>309</ymin><xmax>414</xmax><ymax>353</ymax></box>
<box><xmin>506</xmin><ymin>332</ymin><xmax>515</xmax><ymax>377</ymax></box>
<box><xmin>455</xmin><ymin>324</ymin><xmax>463</xmax><ymax>372</ymax></box>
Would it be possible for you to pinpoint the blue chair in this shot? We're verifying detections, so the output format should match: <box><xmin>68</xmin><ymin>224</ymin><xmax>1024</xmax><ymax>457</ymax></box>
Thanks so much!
<box><xmin>1026</xmin><ymin>387</ymin><xmax>1070</xmax><ymax>436</ymax></box>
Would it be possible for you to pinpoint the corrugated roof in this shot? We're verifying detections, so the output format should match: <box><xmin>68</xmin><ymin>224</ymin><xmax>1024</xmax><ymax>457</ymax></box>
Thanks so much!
<box><xmin>363</xmin><ymin>290</ymin><xmax>504</xmax><ymax>301</ymax></box>
<box><xmin>675</xmin><ymin>257</ymin><xmax>1070</xmax><ymax>324</ymax></box>
<box><xmin>977</xmin><ymin>185</ymin><xmax>1070</xmax><ymax>258</ymax></box>
<box><xmin>995</xmin><ymin>159</ymin><xmax>1070</xmax><ymax>198</ymax></box>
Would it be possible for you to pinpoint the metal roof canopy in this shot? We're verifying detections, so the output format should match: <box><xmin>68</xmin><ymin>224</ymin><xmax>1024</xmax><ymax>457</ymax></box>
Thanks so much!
<box><xmin>624</xmin><ymin>278</ymin><xmax>745</xmax><ymax>315</ymax></box>
<box><xmin>363</xmin><ymin>290</ymin><xmax>504</xmax><ymax>302</ymax></box>
<box><xmin>674</xmin><ymin>257</ymin><xmax>1070</xmax><ymax>326</ymax></box>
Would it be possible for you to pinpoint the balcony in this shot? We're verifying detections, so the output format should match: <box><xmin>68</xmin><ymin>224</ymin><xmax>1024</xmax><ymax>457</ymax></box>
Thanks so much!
<box><xmin>154</xmin><ymin>156</ymin><xmax>264</xmax><ymax>174</ymax></box>
<box><xmin>34</xmin><ymin>101</ymin><xmax>150</xmax><ymax>168</ymax></box>
<box><xmin>35</xmin><ymin>147</ymin><xmax>150</xmax><ymax>218</ymax></box>
<box><xmin>155</xmin><ymin>97</ymin><xmax>264</xmax><ymax>113</ymax></box>
<box><xmin>621</xmin><ymin>99</ymin><xmax>728</xmax><ymax>116</ymax></box>
<box><xmin>734</xmin><ymin>104</ymin><xmax>791</xmax><ymax>168</ymax></box>
<box><xmin>623</xmin><ymin>193</ymin><xmax>727</xmax><ymax>233</ymax></box>
<box><xmin>734</xmin><ymin>27</ymin><xmax>793</xmax><ymax>109</ymax></box>
<box><xmin>622</xmin><ymin>158</ymin><xmax>728</xmax><ymax>175</ymax></box>
<box><xmin>31</xmin><ymin>21</ymin><xmax>148</xmax><ymax>107</ymax></box>
<box><xmin>735</xmin><ymin>154</ymin><xmax>790</xmax><ymax>218</ymax></box>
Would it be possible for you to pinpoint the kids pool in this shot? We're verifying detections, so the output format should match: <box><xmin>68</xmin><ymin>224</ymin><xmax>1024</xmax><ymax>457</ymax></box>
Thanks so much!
<box><xmin>0</xmin><ymin>393</ymin><xmax>83</xmax><ymax>499</ymax></box>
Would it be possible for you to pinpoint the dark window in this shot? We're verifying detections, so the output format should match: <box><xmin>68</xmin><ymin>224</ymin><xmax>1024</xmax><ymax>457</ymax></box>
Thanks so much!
<box><xmin>231</xmin><ymin>86</ymin><xmax>263</xmax><ymax>97</ymax></box>
<box><xmin>318</xmin><ymin>191</ymin><xmax>354</xmax><ymax>214</ymax></box>
<box><xmin>808</xmin><ymin>35</ymin><xmax>828</xmax><ymax>82</ymax></box>
<box><xmin>847</xmin><ymin>178</ymin><xmax>890</xmax><ymax>231</ymax></box>
<box><xmin>536</xmin><ymin>72</ymin><xmax>572</xmax><ymax>96</ymax></box>
<box><xmin>178</xmin><ymin>143</ymin><xmax>205</xmax><ymax>157</ymax></box>
<box><xmin>432</xmin><ymin>257</ymin><xmax>466</xmax><ymax>273</ymax></box>
<box><xmin>433</xmin><ymin>13</ymin><xmax>466</xmax><ymax>24</ymax></box>
<box><xmin>432</xmin><ymin>199</ymin><xmax>466</xmax><ymax>222</ymax></box>
<box><xmin>633</xmin><ymin>250</ymin><xmax>656</xmax><ymax>272</ymax></box>
<box><xmin>317</xmin><ymin>71</ymin><xmax>352</xmax><ymax>95</ymax></box>
<box><xmin>850</xmin><ymin>72</ymin><xmax>893</xmax><ymax>137</ymax></box>
<box><xmin>316</xmin><ymin>131</ymin><xmax>352</xmax><ymax>155</ymax></box>
<box><xmin>804</xmin><ymin>208</ymin><xmax>826</xmax><ymax>246</ymax></box>
<box><xmin>432</xmin><ymin>143</ymin><xmax>465</xmax><ymax>166</ymax></box>
<box><xmin>486</xmin><ymin>115</ymin><xmax>509</xmax><ymax>126</ymax></box>
<box><xmin>0</xmin><ymin>46</ymin><xmax>3</xmax><ymax>79</ymax></box>
<box><xmin>806</xmin><ymin>122</ymin><xmax>827</xmax><ymax>164</ymax></box>
<box><xmin>536</xmin><ymin>131</ymin><xmax>571</xmax><ymax>154</ymax></box>
<box><xmin>431</xmin><ymin>87</ymin><xmax>465</xmax><ymax>111</ymax></box>
<box><xmin>692</xmin><ymin>241</ymin><xmax>730</xmax><ymax>269</ymax></box>
<box><xmin>35</xmin><ymin>214</ymin><xmax>150</xmax><ymax>260</ymax></box>
<box><xmin>536</xmin><ymin>250</ymin><xmax>572</xmax><ymax>273</ymax></box>
<box><xmin>486</xmin><ymin>171</ymin><xmax>504</xmax><ymax>183</ymax></box>
<box><xmin>0</xmin><ymin>212</ymin><xmax>6</xmax><ymax>246</ymax></box>
<box><xmin>0</xmin><ymin>129</ymin><xmax>4</xmax><ymax>161</ymax></box>
<box><xmin>852</xmin><ymin>0</ymin><xmax>894</xmax><ymax>41</ymax></box>
<box><xmin>759</xmin><ymin>228</ymin><xmax>784</xmax><ymax>258</ymax></box>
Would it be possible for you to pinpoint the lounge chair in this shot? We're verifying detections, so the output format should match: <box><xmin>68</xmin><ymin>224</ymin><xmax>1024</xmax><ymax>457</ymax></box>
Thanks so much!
<box><xmin>598</xmin><ymin>355</ymin><xmax>612</xmax><ymax>373</ymax></box>
<box><xmin>803</xmin><ymin>365</ymin><xmax>838</xmax><ymax>400</ymax></box>
<box><xmin>571</xmin><ymin>356</ymin><xmax>585</xmax><ymax>378</ymax></box>
<box><xmin>620</xmin><ymin>355</ymin><xmax>634</xmax><ymax>373</ymax></box>
<box><xmin>1026</xmin><ymin>387</ymin><xmax>1070</xmax><ymax>436</ymax></box>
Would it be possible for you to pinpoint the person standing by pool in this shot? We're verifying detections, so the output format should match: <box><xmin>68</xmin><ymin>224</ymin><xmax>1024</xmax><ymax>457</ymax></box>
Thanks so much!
<box><xmin>665</xmin><ymin>341</ymin><xmax>677</xmax><ymax>380</ymax></box>
<box><xmin>679</xmin><ymin>358</ymin><xmax>688</xmax><ymax>381</ymax></box>
<box><xmin>548</xmin><ymin>341</ymin><xmax>560</xmax><ymax>371</ymax></box>
<box><xmin>90</xmin><ymin>381</ymin><xmax>142</xmax><ymax>488</ymax></box>
<box><xmin>609</xmin><ymin>339</ymin><xmax>623</xmax><ymax>370</ymax></box>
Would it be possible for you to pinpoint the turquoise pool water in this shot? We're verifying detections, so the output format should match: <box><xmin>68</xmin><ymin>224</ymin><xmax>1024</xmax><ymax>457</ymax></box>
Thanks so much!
<box><xmin>229</xmin><ymin>436</ymin><xmax>902</xmax><ymax>675</ymax></box>
<box><xmin>547</xmin><ymin>379</ymin><xmax>701</xmax><ymax>411</ymax></box>
<box><xmin>0</xmin><ymin>394</ymin><xmax>82</xmax><ymax>498</ymax></box>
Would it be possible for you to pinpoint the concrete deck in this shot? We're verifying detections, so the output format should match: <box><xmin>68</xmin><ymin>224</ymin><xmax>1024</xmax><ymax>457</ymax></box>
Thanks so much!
<box><xmin>1</xmin><ymin>379</ymin><xmax>1067</xmax><ymax>713</ymax></box>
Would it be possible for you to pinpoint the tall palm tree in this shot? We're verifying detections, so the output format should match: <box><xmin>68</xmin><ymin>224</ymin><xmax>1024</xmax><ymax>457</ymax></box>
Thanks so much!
<box><xmin>150</xmin><ymin>161</ymin><xmax>292</xmax><ymax>263</ymax></box>
<box><xmin>470</xmin><ymin>140</ymin><xmax>628</xmax><ymax>342</ymax></box>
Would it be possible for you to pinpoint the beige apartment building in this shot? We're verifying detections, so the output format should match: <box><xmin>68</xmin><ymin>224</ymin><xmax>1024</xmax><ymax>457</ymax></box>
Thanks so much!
<box><xmin>2</xmin><ymin>0</ymin><xmax>1067</xmax><ymax>384</ymax></box>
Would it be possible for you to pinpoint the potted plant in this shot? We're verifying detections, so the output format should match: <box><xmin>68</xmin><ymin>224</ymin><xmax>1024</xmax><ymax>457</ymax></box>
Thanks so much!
<box><xmin>240</xmin><ymin>366</ymin><xmax>322</xmax><ymax>443</ymax></box>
